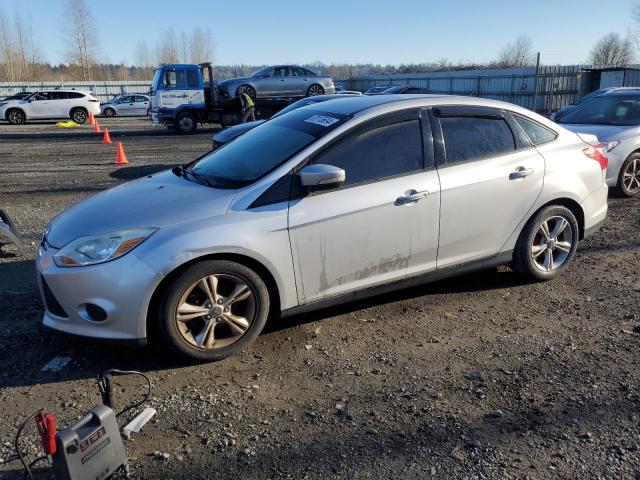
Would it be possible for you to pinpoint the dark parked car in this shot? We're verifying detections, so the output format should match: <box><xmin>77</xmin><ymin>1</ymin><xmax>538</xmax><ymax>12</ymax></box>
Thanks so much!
<box><xmin>369</xmin><ymin>85</ymin><xmax>432</xmax><ymax>95</ymax></box>
<box><xmin>551</xmin><ymin>87</ymin><xmax>640</xmax><ymax>122</ymax></box>
<box><xmin>211</xmin><ymin>94</ymin><xmax>359</xmax><ymax>150</ymax></box>
<box><xmin>364</xmin><ymin>86</ymin><xmax>392</xmax><ymax>94</ymax></box>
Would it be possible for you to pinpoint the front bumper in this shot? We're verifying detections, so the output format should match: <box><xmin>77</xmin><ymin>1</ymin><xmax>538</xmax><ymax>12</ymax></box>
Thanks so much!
<box><xmin>36</xmin><ymin>245</ymin><xmax>163</xmax><ymax>341</ymax></box>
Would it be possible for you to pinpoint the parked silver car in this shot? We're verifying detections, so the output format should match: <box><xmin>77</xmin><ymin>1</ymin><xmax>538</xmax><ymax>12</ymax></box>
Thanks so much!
<box><xmin>557</xmin><ymin>89</ymin><xmax>640</xmax><ymax>196</ymax></box>
<box><xmin>217</xmin><ymin>65</ymin><xmax>335</xmax><ymax>99</ymax></box>
<box><xmin>101</xmin><ymin>94</ymin><xmax>150</xmax><ymax>117</ymax></box>
<box><xmin>37</xmin><ymin>95</ymin><xmax>608</xmax><ymax>361</ymax></box>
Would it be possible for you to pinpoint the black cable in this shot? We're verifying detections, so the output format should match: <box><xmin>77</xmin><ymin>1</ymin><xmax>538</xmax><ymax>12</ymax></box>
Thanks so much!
<box><xmin>25</xmin><ymin>455</ymin><xmax>49</xmax><ymax>480</ymax></box>
<box><xmin>14</xmin><ymin>409</ymin><xmax>43</xmax><ymax>480</ymax></box>
<box><xmin>99</xmin><ymin>369</ymin><xmax>152</xmax><ymax>418</ymax></box>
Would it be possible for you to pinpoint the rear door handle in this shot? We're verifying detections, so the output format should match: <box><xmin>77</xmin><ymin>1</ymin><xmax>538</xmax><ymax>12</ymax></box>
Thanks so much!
<box><xmin>509</xmin><ymin>167</ymin><xmax>535</xmax><ymax>180</ymax></box>
<box><xmin>396</xmin><ymin>189</ymin><xmax>429</xmax><ymax>205</ymax></box>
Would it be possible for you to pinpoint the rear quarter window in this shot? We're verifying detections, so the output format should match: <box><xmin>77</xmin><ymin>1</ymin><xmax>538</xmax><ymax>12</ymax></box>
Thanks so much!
<box><xmin>513</xmin><ymin>114</ymin><xmax>557</xmax><ymax>145</ymax></box>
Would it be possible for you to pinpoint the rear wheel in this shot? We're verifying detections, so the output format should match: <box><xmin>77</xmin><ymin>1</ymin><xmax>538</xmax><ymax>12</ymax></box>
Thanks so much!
<box><xmin>236</xmin><ymin>85</ymin><xmax>256</xmax><ymax>99</ymax></box>
<box><xmin>6</xmin><ymin>109</ymin><xmax>25</xmax><ymax>125</ymax></box>
<box><xmin>103</xmin><ymin>107</ymin><xmax>116</xmax><ymax>117</ymax></box>
<box><xmin>616</xmin><ymin>153</ymin><xmax>640</xmax><ymax>197</ymax></box>
<box><xmin>70</xmin><ymin>108</ymin><xmax>87</xmax><ymax>124</ymax></box>
<box><xmin>157</xmin><ymin>260</ymin><xmax>270</xmax><ymax>361</ymax></box>
<box><xmin>174</xmin><ymin>112</ymin><xmax>197</xmax><ymax>134</ymax></box>
<box><xmin>513</xmin><ymin>205</ymin><xmax>579</xmax><ymax>281</ymax></box>
<box><xmin>307</xmin><ymin>84</ymin><xmax>325</xmax><ymax>96</ymax></box>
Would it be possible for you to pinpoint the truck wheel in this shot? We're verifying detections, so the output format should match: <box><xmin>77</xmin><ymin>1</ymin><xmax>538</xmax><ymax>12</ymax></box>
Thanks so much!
<box><xmin>175</xmin><ymin>112</ymin><xmax>197</xmax><ymax>134</ymax></box>
<box><xmin>237</xmin><ymin>85</ymin><xmax>256</xmax><ymax>99</ymax></box>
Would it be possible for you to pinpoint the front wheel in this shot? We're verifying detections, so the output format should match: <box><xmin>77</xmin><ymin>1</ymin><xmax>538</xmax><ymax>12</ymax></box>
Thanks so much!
<box><xmin>6</xmin><ymin>109</ymin><xmax>26</xmax><ymax>125</ymax></box>
<box><xmin>513</xmin><ymin>205</ymin><xmax>579</xmax><ymax>281</ymax></box>
<box><xmin>307</xmin><ymin>84</ymin><xmax>325</xmax><ymax>96</ymax></box>
<box><xmin>174</xmin><ymin>112</ymin><xmax>197</xmax><ymax>134</ymax></box>
<box><xmin>103</xmin><ymin>107</ymin><xmax>116</xmax><ymax>117</ymax></box>
<box><xmin>616</xmin><ymin>153</ymin><xmax>640</xmax><ymax>197</ymax></box>
<box><xmin>157</xmin><ymin>260</ymin><xmax>270</xmax><ymax>361</ymax></box>
<box><xmin>237</xmin><ymin>85</ymin><xmax>256</xmax><ymax>99</ymax></box>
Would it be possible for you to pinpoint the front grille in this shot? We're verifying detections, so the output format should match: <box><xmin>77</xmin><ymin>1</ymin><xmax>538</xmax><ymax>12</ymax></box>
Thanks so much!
<box><xmin>41</xmin><ymin>276</ymin><xmax>68</xmax><ymax>318</ymax></box>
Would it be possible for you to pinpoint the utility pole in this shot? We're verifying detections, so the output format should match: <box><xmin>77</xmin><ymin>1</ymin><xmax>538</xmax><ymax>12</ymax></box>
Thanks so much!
<box><xmin>533</xmin><ymin>52</ymin><xmax>541</xmax><ymax>112</ymax></box>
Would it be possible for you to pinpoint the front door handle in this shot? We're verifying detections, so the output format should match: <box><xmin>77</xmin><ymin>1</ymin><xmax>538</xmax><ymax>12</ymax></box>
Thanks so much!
<box><xmin>396</xmin><ymin>189</ymin><xmax>429</xmax><ymax>205</ymax></box>
<box><xmin>509</xmin><ymin>166</ymin><xmax>535</xmax><ymax>180</ymax></box>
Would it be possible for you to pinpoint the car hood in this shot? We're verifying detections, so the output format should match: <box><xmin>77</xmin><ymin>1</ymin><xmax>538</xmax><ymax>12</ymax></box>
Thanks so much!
<box><xmin>560</xmin><ymin>124</ymin><xmax>640</xmax><ymax>141</ymax></box>
<box><xmin>46</xmin><ymin>170</ymin><xmax>236</xmax><ymax>248</ymax></box>
<box><xmin>218</xmin><ymin>77</ymin><xmax>252</xmax><ymax>86</ymax></box>
<box><xmin>213</xmin><ymin>120</ymin><xmax>265</xmax><ymax>143</ymax></box>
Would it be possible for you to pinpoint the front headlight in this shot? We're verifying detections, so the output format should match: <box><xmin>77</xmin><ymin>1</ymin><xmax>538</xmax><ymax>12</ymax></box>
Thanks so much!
<box><xmin>605</xmin><ymin>140</ymin><xmax>620</xmax><ymax>152</ymax></box>
<box><xmin>53</xmin><ymin>228</ymin><xmax>157</xmax><ymax>267</ymax></box>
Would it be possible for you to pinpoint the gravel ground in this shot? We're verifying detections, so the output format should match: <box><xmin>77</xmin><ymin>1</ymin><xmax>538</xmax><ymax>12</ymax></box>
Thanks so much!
<box><xmin>0</xmin><ymin>118</ymin><xmax>639</xmax><ymax>480</ymax></box>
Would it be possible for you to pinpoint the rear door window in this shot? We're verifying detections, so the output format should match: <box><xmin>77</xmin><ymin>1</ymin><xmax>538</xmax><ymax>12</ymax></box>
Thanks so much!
<box><xmin>67</xmin><ymin>92</ymin><xmax>85</xmax><ymax>99</ymax></box>
<box><xmin>440</xmin><ymin>116</ymin><xmax>516</xmax><ymax>163</ymax></box>
<box><xmin>310</xmin><ymin>112</ymin><xmax>424</xmax><ymax>187</ymax></box>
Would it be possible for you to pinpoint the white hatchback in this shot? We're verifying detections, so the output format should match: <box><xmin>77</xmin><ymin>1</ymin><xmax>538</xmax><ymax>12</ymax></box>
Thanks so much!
<box><xmin>0</xmin><ymin>90</ymin><xmax>100</xmax><ymax>125</ymax></box>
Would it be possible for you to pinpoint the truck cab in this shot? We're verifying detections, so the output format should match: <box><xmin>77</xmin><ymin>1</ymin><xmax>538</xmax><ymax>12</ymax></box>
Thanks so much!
<box><xmin>149</xmin><ymin>63</ymin><xmax>219</xmax><ymax>133</ymax></box>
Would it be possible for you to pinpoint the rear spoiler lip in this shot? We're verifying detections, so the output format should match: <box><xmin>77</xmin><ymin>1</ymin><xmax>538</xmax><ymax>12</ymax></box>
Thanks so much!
<box><xmin>576</xmin><ymin>132</ymin><xmax>601</xmax><ymax>147</ymax></box>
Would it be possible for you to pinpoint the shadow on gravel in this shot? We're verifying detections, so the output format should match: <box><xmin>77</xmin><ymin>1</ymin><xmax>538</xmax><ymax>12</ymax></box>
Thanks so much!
<box><xmin>266</xmin><ymin>267</ymin><xmax>532</xmax><ymax>334</ymax></box>
<box><xmin>0</xmin><ymin>267</ymin><xmax>533</xmax><ymax>390</ymax></box>
<box><xmin>109</xmin><ymin>164</ymin><xmax>176</xmax><ymax>181</ymax></box>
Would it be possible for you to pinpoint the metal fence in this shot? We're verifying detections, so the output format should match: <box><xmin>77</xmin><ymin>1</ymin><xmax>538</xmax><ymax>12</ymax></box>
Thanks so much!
<box><xmin>337</xmin><ymin>65</ymin><xmax>640</xmax><ymax>113</ymax></box>
<box><xmin>0</xmin><ymin>81</ymin><xmax>151</xmax><ymax>101</ymax></box>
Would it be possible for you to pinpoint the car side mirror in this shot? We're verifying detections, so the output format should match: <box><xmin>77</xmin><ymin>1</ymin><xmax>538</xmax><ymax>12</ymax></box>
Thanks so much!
<box><xmin>299</xmin><ymin>164</ymin><xmax>345</xmax><ymax>191</ymax></box>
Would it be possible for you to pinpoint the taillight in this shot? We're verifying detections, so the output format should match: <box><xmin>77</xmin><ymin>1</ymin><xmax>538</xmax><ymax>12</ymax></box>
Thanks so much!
<box><xmin>582</xmin><ymin>144</ymin><xmax>608</xmax><ymax>170</ymax></box>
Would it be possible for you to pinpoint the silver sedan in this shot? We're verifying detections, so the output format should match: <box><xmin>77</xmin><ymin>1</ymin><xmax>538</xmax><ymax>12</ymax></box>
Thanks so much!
<box><xmin>100</xmin><ymin>94</ymin><xmax>150</xmax><ymax>117</ymax></box>
<box><xmin>217</xmin><ymin>65</ymin><xmax>335</xmax><ymax>99</ymax></box>
<box><xmin>37</xmin><ymin>95</ymin><xmax>608</xmax><ymax>361</ymax></box>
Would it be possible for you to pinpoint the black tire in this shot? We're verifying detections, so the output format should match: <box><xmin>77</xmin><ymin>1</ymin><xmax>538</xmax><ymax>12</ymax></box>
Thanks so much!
<box><xmin>237</xmin><ymin>84</ymin><xmax>256</xmax><ymax>99</ymax></box>
<box><xmin>513</xmin><ymin>205</ymin><xmax>579</xmax><ymax>281</ymax></box>
<box><xmin>103</xmin><ymin>107</ymin><xmax>116</xmax><ymax>117</ymax></box>
<box><xmin>615</xmin><ymin>152</ymin><xmax>640</xmax><ymax>197</ymax></box>
<box><xmin>307</xmin><ymin>84</ymin><xmax>325</xmax><ymax>96</ymax></box>
<box><xmin>174</xmin><ymin>112</ymin><xmax>197</xmax><ymax>134</ymax></box>
<box><xmin>70</xmin><ymin>108</ymin><xmax>88</xmax><ymax>124</ymax></box>
<box><xmin>6</xmin><ymin>109</ymin><xmax>25</xmax><ymax>125</ymax></box>
<box><xmin>157</xmin><ymin>260</ymin><xmax>270</xmax><ymax>361</ymax></box>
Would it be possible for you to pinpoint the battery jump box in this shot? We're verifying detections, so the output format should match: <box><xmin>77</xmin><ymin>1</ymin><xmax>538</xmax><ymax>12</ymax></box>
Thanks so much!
<box><xmin>53</xmin><ymin>404</ymin><xmax>126</xmax><ymax>480</ymax></box>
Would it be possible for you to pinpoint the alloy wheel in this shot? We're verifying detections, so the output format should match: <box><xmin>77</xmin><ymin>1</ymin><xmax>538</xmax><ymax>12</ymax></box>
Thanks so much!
<box><xmin>72</xmin><ymin>110</ymin><xmax>87</xmax><ymax>123</ymax></box>
<box><xmin>622</xmin><ymin>158</ymin><xmax>640</xmax><ymax>195</ymax></box>
<box><xmin>308</xmin><ymin>84</ymin><xmax>324</xmax><ymax>96</ymax></box>
<box><xmin>174</xmin><ymin>273</ymin><xmax>256</xmax><ymax>350</ymax></box>
<box><xmin>8</xmin><ymin>110</ymin><xmax>25</xmax><ymax>124</ymax></box>
<box><xmin>530</xmin><ymin>215</ymin><xmax>573</xmax><ymax>272</ymax></box>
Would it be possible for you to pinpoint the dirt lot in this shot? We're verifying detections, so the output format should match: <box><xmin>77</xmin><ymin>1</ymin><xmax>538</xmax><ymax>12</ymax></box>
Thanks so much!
<box><xmin>0</xmin><ymin>118</ymin><xmax>639</xmax><ymax>480</ymax></box>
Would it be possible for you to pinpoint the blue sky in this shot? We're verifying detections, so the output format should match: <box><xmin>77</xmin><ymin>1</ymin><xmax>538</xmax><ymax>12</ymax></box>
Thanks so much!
<box><xmin>2</xmin><ymin>0</ymin><xmax>638</xmax><ymax>66</ymax></box>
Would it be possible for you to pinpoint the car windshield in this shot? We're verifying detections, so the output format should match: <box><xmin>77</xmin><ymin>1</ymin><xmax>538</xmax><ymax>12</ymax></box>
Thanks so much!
<box><xmin>381</xmin><ymin>86</ymin><xmax>406</xmax><ymax>93</ymax></box>
<box><xmin>189</xmin><ymin>109</ymin><xmax>350</xmax><ymax>188</ymax></box>
<box><xmin>251</xmin><ymin>67</ymin><xmax>271</xmax><ymax>77</ymax></box>
<box><xmin>559</xmin><ymin>95</ymin><xmax>640</xmax><ymax>126</ymax></box>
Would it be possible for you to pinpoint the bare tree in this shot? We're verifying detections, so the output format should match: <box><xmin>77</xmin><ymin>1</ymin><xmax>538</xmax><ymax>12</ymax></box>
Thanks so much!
<box><xmin>0</xmin><ymin>10</ymin><xmax>16</xmax><ymax>81</ymax></box>
<box><xmin>156</xmin><ymin>28</ymin><xmax>179</xmax><ymax>65</ymax></box>
<box><xmin>189</xmin><ymin>27</ymin><xmax>214</xmax><ymax>63</ymax></box>
<box><xmin>63</xmin><ymin>0</ymin><xmax>99</xmax><ymax>81</ymax></box>
<box><xmin>590</xmin><ymin>32</ymin><xmax>633</xmax><ymax>65</ymax></box>
<box><xmin>134</xmin><ymin>40</ymin><xmax>151</xmax><ymax>68</ymax></box>
<box><xmin>497</xmin><ymin>35</ymin><xmax>534</xmax><ymax>67</ymax></box>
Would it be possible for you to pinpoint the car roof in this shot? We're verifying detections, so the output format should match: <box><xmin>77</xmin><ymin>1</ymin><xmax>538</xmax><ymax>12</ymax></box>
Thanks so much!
<box><xmin>603</xmin><ymin>89</ymin><xmax>640</xmax><ymax>97</ymax></box>
<box><xmin>36</xmin><ymin>89</ymin><xmax>92</xmax><ymax>94</ymax></box>
<box><xmin>306</xmin><ymin>94</ymin><xmax>545</xmax><ymax>119</ymax></box>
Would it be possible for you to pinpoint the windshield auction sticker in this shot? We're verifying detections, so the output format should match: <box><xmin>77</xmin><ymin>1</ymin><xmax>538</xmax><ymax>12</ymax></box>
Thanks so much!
<box><xmin>304</xmin><ymin>115</ymin><xmax>340</xmax><ymax>127</ymax></box>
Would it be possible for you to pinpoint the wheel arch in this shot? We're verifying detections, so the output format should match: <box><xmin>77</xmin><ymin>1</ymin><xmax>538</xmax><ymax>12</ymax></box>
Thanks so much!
<box><xmin>5</xmin><ymin>107</ymin><xmax>26</xmax><ymax>121</ymax></box>
<box><xmin>146</xmin><ymin>252</ymin><xmax>282</xmax><ymax>340</ymax></box>
<box><xmin>69</xmin><ymin>105</ymin><xmax>88</xmax><ymax>116</ymax></box>
<box><xmin>524</xmin><ymin>197</ymin><xmax>585</xmax><ymax>240</ymax></box>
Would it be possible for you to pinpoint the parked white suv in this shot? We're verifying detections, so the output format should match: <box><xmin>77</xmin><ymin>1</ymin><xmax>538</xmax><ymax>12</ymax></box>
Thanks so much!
<box><xmin>0</xmin><ymin>90</ymin><xmax>100</xmax><ymax>125</ymax></box>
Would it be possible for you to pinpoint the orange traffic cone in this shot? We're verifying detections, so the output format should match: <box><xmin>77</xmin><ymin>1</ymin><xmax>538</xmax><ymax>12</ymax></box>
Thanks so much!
<box><xmin>115</xmin><ymin>142</ymin><xmax>129</xmax><ymax>165</ymax></box>
<box><xmin>102</xmin><ymin>128</ymin><xmax>112</xmax><ymax>144</ymax></box>
<box><xmin>88</xmin><ymin>112</ymin><xmax>95</xmax><ymax>125</ymax></box>
<box><xmin>93</xmin><ymin>119</ymin><xmax>101</xmax><ymax>134</ymax></box>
